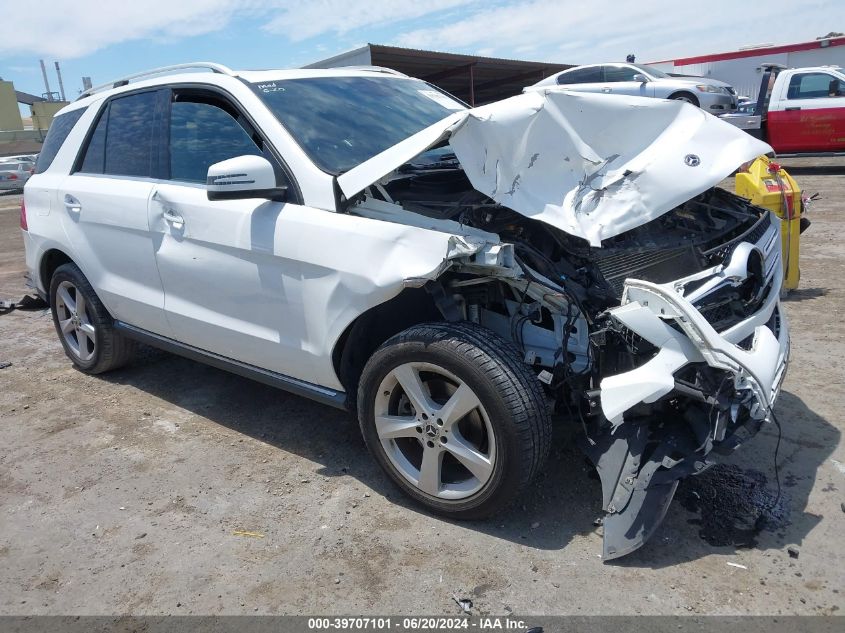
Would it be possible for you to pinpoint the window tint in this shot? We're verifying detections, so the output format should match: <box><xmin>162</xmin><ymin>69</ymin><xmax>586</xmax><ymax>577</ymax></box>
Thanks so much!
<box><xmin>104</xmin><ymin>92</ymin><xmax>157</xmax><ymax>177</ymax></box>
<box><xmin>169</xmin><ymin>101</ymin><xmax>262</xmax><ymax>183</ymax></box>
<box><xmin>604</xmin><ymin>66</ymin><xmax>640</xmax><ymax>82</ymax></box>
<box><xmin>557</xmin><ymin>67</ymin><xmax>602</xmax><ymax>84</ymax></box>
<box><xmin>34</xmin><ymin>108</ymin><xmax>85</xmax><ymax>174</ymax></box>
<box><xmin>79</xmin><ymin>105</ymin><xmax>107</xmax><ymax>174</ymax></box>
<box><xmin>253</xmin><ymin>77</ymin><xmax>462</xmax><ymax>174</ymax></box>
<box><xmin>787</xmin><ymin>73</ymin><xmax>838</xmax><ymax>99</ymax></box>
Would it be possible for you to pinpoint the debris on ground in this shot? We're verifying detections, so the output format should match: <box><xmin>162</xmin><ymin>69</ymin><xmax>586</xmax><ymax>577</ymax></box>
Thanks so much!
<box><xmin>787</xmin><ymin>545</ymin><xmax>800</xmax><ymax>559</ymax></box>
<box><xmin>233</xmin><ymin>530</ymin><xmax>265</xmax><ymax>538</ymax></box>
<box><xmin>727</xmin><ymin>562</ymin><xmax>748</xmax><ymax>569</ymax></box>
<box><xmin>451</xmin><ymin>594</ymin><xmax>472</xmax><ymax>613</ymax></box>
<box><xmin>0</xmin><ymin>361</ymin><xmax>11</xmax><ymax>369</ymax></box>
<box><xmin>677</xmin><ymin>464</ymin><xmax>790</xmax><ymax>548</ymax></box>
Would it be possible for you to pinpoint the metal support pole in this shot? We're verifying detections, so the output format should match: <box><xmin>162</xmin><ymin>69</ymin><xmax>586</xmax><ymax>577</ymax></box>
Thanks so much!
<box><xmin>39</xmin><ymin>60</ymin><xmax>53</xmax><ymax>101</ymax></box>
<box><xmin>469</xmin><ymin>64</ymin><xmax>475</xmax><ymax>106</ymax></box>
<box><xmin>54</xmin><ymin>61</ymin><xmax>67</xmax><ymax>101</ymax></box>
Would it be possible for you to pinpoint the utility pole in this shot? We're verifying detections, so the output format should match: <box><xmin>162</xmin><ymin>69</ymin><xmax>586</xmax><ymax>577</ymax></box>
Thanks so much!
<box><xmin>54</xmin><ymin>61</ymin><xmax>67</xmax><ymax>101</ymax></box>
<box><xmin>39</xmin><ymin>59</ymin><xmax>53</xmax><ymax>101</ymax></box>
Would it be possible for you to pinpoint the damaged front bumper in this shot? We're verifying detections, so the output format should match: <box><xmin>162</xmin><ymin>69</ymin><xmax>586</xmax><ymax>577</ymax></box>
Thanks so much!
<box><xmin>585</xmin><ymin>213</ymin><xmax>789</xmax><ymax>560</ymax></box>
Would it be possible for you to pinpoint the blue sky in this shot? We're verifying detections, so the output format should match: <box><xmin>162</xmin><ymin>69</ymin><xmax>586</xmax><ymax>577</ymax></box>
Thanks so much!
<box><xmin>1</xmin><ymin>0</ymin><xmax>842</xmax><ymax>104</ymax></box>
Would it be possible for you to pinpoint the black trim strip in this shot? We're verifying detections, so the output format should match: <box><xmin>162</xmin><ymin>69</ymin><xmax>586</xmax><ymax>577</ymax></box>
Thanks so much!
<box><xmin>113</xmin><ymin>321</ymin><xmax>348</xmax><ymax>410</ymax></box>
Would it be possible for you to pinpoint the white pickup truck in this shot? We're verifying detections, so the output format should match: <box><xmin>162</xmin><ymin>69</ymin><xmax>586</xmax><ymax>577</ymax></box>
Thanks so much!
<box><xmin>722</xmin><ymin>64</ymin><xmax>845</xmax><ymax>154</ymax></box>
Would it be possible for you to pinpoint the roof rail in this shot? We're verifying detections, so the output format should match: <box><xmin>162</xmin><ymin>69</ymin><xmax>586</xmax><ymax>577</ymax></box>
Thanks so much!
<box><xmin>336</xmin><ymin>65</ymin><xmax>408</xmax><ymax>77</ymax></box>
<box><xmin>77</xmin><ymin>62</ymin><xmax>236</xmax><ymax>100</ymax></box>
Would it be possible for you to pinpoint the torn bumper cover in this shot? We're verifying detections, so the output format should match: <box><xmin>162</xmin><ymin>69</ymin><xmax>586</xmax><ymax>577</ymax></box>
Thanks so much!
<box><xmin>588</xmin><ymin>215</ymin><xmax>789</xmax><ymax>560</ymax></box>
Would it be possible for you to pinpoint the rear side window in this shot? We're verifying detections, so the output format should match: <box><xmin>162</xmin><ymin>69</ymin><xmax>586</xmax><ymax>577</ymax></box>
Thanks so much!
<box><xmin>169</xmin><ymin>100</ymin><xmax>262</xmax><ymax>183</ymax></box>
<box><xmin>557</xmin><ymin>67</ymin><xmax>602</xmax><ymax>84</ymax></box>
<box><xmin>34</xmin><ymin>109</ymin><xmax>85</xmax><ymax>174</ymax></box>
<box><xmin>77</xmin><ymin>91</ymin><xmax>158</xmax><ymax>177</ymax></box>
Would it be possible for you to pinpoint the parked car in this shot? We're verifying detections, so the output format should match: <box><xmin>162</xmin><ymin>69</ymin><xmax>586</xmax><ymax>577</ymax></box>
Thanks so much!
<box><xmin>0</xmin><ymin>161</ymin><xmax>34</xmax><ymax>191</ymax></box>
<box><xmin>528</xmin><ymin>63</ymin><xmax>738</xmax><ymax>113</ymax></box>
<box><xmin>1</xmin><ymin>154</ymin><xmax>38</xmax><ymax>164</ymax></box>
<box><xmin>22</xmin><ymin>63</ymin><xmax>788</xmax><ymax>560</ymax></box>
<box><xmin>721</xmin><ymin>64</ymin><xmax>845</xmax><ymax>154</ymax></box>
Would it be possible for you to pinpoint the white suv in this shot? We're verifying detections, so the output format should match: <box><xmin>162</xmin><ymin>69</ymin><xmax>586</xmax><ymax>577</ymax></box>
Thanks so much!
<box><xmin>22</xmin><ymin>63</ymin><xmax>789</xmax><ymax>560</ymax></box>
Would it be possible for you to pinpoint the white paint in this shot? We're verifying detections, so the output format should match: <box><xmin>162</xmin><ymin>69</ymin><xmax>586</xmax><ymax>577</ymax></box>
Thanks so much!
<box><xmin>340</xmin><ymin>89</ymin><xmax>771</xmax><ymax>247</ymax></box>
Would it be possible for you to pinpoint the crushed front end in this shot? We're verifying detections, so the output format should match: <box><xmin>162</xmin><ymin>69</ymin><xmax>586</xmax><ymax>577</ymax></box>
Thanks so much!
<box><xmin>583</xmin><ymin>191</ymin><xmax>789</xmax><ymax>559</ymax></box>
<box><xmin>339</xmin><ymin>89</ymin><xmax>789</xmax><ymax>560</ymax></box>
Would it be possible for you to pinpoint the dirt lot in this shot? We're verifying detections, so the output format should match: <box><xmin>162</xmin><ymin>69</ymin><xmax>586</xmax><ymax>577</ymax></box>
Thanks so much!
<box><xmin>1</xmin><ymin>160</ymin><xmax>844</xmax><ymax>616</ymax></box>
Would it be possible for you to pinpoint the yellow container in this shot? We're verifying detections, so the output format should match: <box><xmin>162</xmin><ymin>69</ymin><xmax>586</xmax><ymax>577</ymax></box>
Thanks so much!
<box><xmin>735</xmin><ymin>155</ymin><xmax>802</xmax><ymax>291</ymax></box>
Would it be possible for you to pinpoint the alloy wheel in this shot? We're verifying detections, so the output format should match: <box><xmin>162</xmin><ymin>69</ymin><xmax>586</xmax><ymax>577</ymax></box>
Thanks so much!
<box><xmin>373</xmin><ymin>362</ymin><xmax>496</xmax><ymax>501</ymax></box>
<box><xmin>54</xmin><ymin>280</ymin><xmax>96</xmax><ymax>362</ymax></box>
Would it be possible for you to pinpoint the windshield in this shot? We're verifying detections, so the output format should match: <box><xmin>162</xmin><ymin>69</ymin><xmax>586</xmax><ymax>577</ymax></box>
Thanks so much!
<box><xmin>631</xmin><ymin>63</ymin><xmax>669</xmax><ymax>79</ymax></box>
<box><xmin>251</xmin><ymin>76</ymin><xmax>465</xmax><ymax>174</ymax></box>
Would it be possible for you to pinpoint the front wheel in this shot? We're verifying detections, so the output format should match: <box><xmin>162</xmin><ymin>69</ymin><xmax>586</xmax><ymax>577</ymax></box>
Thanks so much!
<box><xmin>357</xmin><ymin>322</ymin><xmax>551</xmax><ymax>519</ymax></box>
<box><xmin>669</xmin><ymin>91</ymin><xmax>700</xmax><ymax>107</ymax></box>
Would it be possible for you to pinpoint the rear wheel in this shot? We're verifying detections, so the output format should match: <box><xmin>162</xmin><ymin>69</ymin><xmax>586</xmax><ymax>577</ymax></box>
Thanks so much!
<box><xmin>49</xmin><ymin>263</ymin><xmax>135</xmax><ymax>374</ymax></box>
<box><xmin>357</xmin><ymin>322</ymin><xmax>551</xmax><ymax>519</ymax></box>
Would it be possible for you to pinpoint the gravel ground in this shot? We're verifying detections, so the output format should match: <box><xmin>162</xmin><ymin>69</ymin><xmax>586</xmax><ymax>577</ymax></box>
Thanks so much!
<box><xmin>0</xmin><ymin>160</ymin><xmax>843</xmax><ymax>616</ymax></box>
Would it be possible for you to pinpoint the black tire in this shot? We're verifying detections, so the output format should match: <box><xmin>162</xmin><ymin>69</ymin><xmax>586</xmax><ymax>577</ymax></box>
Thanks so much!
<box><xmin>669</xmin><ymin>91</ymin><xmax>700</xmax><ymax>107</ymax></box>
<box><xmin>49</xmin><ymin>262</ymin><xmax>135</xmax><ymax>374</ymax></box>
<box><xmin>357</xmin><ymin>321</ymin><xmax>551</xmax><ymax>519</ymax></box>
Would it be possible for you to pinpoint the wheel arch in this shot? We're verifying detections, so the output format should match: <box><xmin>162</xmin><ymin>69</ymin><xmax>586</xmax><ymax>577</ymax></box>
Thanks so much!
<box><xmin>39</xmin><ymin>248</ymin><xmax>75</xmax><ymax>301</ymax></box>
<box><xmin>332</xmin><ymin>286</ymin><xmax>443</xmax><ymax>406</ymax></box>
<box><xmin>668</xmin><ymin>91</ymin><xmax>700</xmax><ymax>106</ymax></box>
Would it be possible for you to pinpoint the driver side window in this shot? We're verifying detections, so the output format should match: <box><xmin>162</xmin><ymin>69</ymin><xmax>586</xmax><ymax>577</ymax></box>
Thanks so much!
<box><xmin>168</xmin><ymin>97</ymin><xmax>263</xmax><ymax>183</ymax></box>
<box><xmin>604</xmin><ymin>66</ymin><xmax>639</xmax><ymax>82</ymax></box>
<box><xmin>786</xmin><ymin>73</ymin><xmax>839</xmax><ymax>100</ymax></box>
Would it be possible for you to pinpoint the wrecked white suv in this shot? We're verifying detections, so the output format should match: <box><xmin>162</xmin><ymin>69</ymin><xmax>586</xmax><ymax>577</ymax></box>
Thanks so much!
<box><xmin>22</xmin><ymin>63</ymin><xmax>788</xmax><ymax>560</ymax></box>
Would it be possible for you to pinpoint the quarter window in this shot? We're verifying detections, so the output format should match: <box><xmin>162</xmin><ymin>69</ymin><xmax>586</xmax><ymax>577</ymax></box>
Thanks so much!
<box><xmin>34</xmin><ymin>108</ymin><xmax>85</xmax><ymax>174</ymax></box>
<box><xmin>168</xmin><ymin>100</ymin><xmax>262</xmax><ymax>183</ymax></box>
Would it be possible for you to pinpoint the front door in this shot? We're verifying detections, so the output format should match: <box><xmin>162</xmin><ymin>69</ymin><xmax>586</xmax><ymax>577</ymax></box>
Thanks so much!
<box><xmin>768</xmin><ymin>71</ymin><xmax>845</xmax><ymax>152</ymax></box>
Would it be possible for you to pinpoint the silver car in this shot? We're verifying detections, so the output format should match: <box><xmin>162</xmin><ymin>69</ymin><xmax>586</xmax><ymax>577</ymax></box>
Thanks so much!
<box><xmin>529</xmin><ymin>63</ymin><xmax>738</xmax><ymax>114</ymax></box>
<box><xmin>0</xmin><ymin>161</ymin><xmax>34</xmax><ymax>191</ymax></box>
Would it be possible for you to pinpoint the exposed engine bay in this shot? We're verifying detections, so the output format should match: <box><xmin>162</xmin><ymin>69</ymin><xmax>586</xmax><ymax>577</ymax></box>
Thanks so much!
<box><xmin>350</xmin><ymin>144</ymin><xmax>788</xmax><ymax>560</ymax></box>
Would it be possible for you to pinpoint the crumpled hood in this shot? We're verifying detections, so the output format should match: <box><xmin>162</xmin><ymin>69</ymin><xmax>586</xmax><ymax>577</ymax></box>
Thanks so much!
<box><xmin>337</xmin><ymin>89</ymin><xmax>772</xmax><ymax>247</ymax></box>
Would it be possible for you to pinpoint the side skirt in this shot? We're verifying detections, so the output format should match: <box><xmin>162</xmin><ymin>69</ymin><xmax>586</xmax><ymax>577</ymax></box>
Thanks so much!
<box><xmin>113</xmin><ymin>321</ymin><xmax>348</xmax><ymax>410</ymax></box>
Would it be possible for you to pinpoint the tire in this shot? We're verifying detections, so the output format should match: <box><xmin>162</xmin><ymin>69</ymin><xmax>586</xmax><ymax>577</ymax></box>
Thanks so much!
<box><xmin>357</xmin><ymin>321</ymin><xmax>551</xmax><ymax>519</ymax></box>
<box><xmin>49</xmin><ymin>262</ymin><xmax>135</xmax><ymax>374</ymax></box>
<box><xmin>669</xmin><ymin>92</ymin><xmax>700</xmax><ymax>107</ymax></box>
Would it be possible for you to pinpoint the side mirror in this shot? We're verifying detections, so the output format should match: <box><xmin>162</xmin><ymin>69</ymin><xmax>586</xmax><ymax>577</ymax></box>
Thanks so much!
<box><xmin>830</xmin><ymin>78</ymin><xmax>845</xmax><ymax>97</ymax></box>
<box><xmin>206</xmin><ymin>155</ymin><xmax>287</xmax><ymax>202</ymax></box>
<box><xmin>632</xmin><ymin>74</ymin><xmax>648</xmax><ymax>83</ymax></box>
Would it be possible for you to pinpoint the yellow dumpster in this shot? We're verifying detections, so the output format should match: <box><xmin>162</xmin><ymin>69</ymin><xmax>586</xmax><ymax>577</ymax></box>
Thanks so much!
<box><xmin>735</xmin><ymin>156</ymin><xmax>803</xmax><ymax>291</ymax></box>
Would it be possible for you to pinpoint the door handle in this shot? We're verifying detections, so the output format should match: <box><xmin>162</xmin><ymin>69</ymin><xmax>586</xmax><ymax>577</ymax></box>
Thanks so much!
<box><xmin>162</xmin><ymin>208</ymin><xmax>185</xmax><ymax>228</ymax></box>
<box><xmin>63</xmin><ymin>194</ymin><xmax>81</xmax><ymax>214</ymax></box>
<box><xmin>601</xmin><ymin>87</ymin><xmax>612</xmax><ymax>93</ymax></box>
<box><xmin>785</xmin><ymin>106</ymin><xmax>801</xmax><ymax>111</ymax></box>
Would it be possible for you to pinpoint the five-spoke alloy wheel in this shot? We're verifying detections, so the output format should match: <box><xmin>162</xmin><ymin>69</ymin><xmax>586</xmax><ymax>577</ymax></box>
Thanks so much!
<box><xmin>49</xmin><ymin>263</ymin><xmax>135</xmax><ymax>374</ymax></box>
<box><xmin>358</xmin><ymin>322</ymin><xmax>551</xmax><ymax>519</ymax></box>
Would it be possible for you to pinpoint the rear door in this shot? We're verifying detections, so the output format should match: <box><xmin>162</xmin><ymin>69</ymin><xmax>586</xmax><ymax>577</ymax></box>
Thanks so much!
<box><xmin>767</xmin><ymin>71</ymin><xmax>845</xmax><ymax>152</ymax></box>
<box><xmin>58</xmin><ymin>89</ymin><xmax>171</xmax><ymax>334</ymax></box>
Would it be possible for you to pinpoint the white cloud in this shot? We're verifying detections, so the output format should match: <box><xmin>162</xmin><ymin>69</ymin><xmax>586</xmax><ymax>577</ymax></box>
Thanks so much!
<box><xmin>395</xmin><ymin>0</ymin><xmax>844</xmax><ymax>63</ymax></box>
<box><xmin>261</xmin><ymin>0</ymin><xmax>479</xmax><ymax>42</ymax></box>
<box><xmin>0</xmin><ymin>0</ymin><xmax>478</xmax><ymax>59</ymax></box>
<box><xmin>0</xmin><ymin>0</ymin><xmax>248</xmax><ymax>58</ymax></box>
<box><xmin>1</xmin><ymin>0</ymin><xmax>841</xmax><ymax>63</ymax></box>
